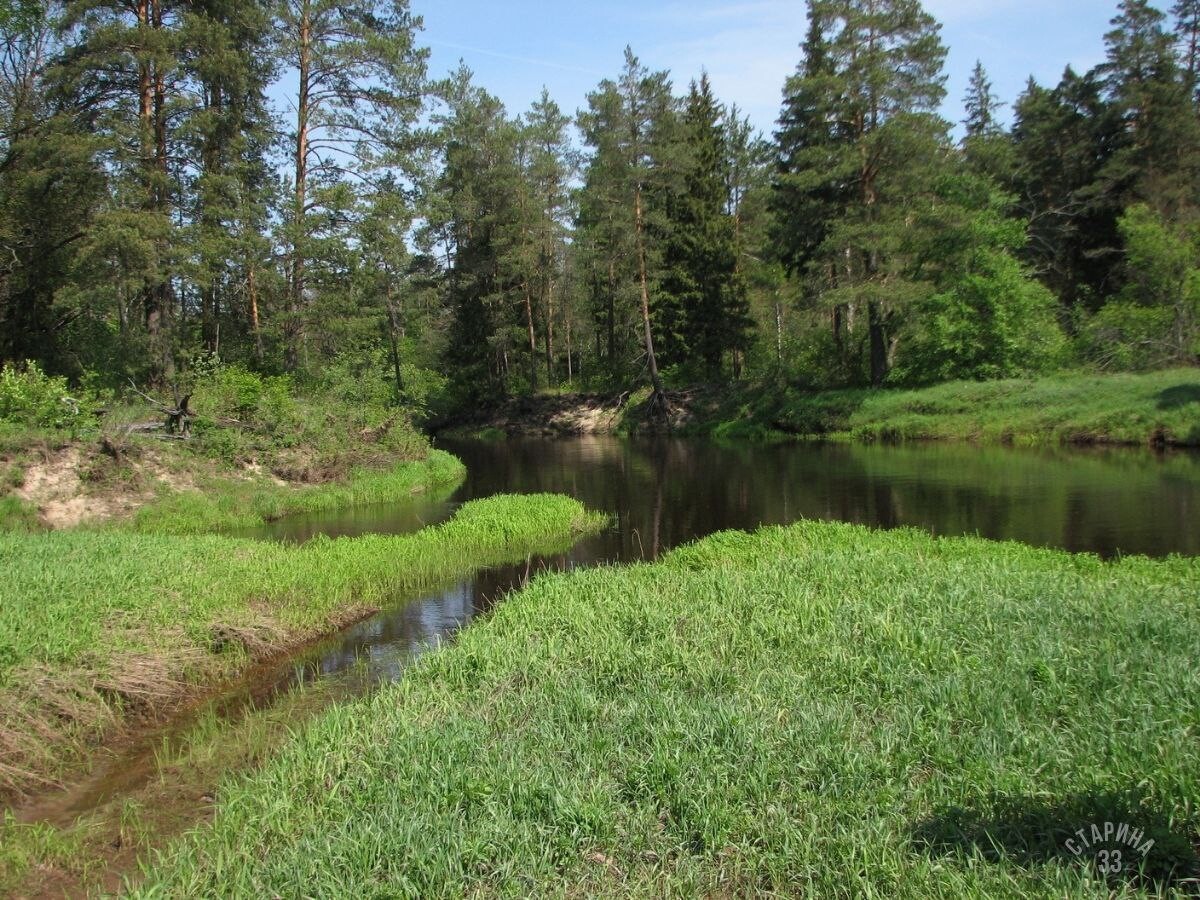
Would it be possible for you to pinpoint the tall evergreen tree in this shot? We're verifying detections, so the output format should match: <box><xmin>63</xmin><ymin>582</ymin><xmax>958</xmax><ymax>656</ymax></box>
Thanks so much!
<box><xmin>777</xmin><ymin>0</ymin><xmax>950</xmax><ymax>386</ymax></box>
<box><xmin>523</xmin><ymin>90</ymin><xmax>576</xmax><ymax>388</ymax></box>
<box><xmin>0</xmin><ymin>2</ymin><xmax>105</xmax><ymax>373</ymax></box>
<box><xmin>1175</xmin><ymin>0</ymin><xmax>1200</xmax><ymax>89</ymax></box>
<box><xmin>963</xmin><ymin>60</ymin><xmax>1002</xmax><ymax>137</ymax></box>
<box><xmin>277</xmin><ymin>0</ymin><xmax>426</xmax><ymax>372</ymax></box>
<box><xmin>578</xmin><ymin>49</ymin><xmax>675</xmax><ymax>408</ymax></box>
<box><xmin>1099</xmin><ymin>0</ymin><xmax>1200</xmax><ymax>219</ymax></box>
<box><xmin>1011</xmin><ymin>68</ymin><xmax>1124</xmax><ymax>309</ymax></box>
<box><xmin>180</xmin><ymin>0</ymin><xmax>274</xmax><ymax>360</ymax></box>
<box><xmin>658</xmin><ymin>74</ymin><xmax>746</xmax><ymax>377</ymax></box>
<box><xmin>426</xmin><ymin>67</ymin><xmax>522</xmax><ymax>403</ymax></box>
<box><xmin>60</xmin><ymin>0</ymin><xmax>188</xmax><ymax>383</ymax></box>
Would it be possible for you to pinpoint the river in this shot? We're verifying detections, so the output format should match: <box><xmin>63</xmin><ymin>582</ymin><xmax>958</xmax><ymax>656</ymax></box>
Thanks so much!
<box><xmin>18</xmin><ymin>437</ymin><xmax>1199</xmax><ymax>839</ymax></box>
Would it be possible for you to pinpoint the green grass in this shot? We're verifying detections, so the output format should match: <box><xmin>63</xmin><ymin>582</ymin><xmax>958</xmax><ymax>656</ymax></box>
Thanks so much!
<box><xmin>770</xmin><ymin>369</ymin><xmax>1200</xmax><ymax>446</ymax></box>
<box><xmin>0</xmin><ymin>495</ymin><xmax>40</xmax><ymax>532</ymax></box>
<box><xmin>1</xmin><ymin>676</ymin><xmax>350</xmax><ymax>896</ymax></box>
<box><xmin>0</xmin><ymin>492</ymin><xmax>605</xmax><ymax>797</ymax></box>
<box><xmin>628</xmin><ymin>369</ymin><xmax>1200</xmax><ymax>447</ymax></box>
<box><xmin>130</xmin><ymin>448</ymin><xmax>466</xmax><ymax>534</ymax></box>
<box><xmin>134</xmin><ymin>521</ymin><xmax>1200</xmax><ymax>897</ymax></box>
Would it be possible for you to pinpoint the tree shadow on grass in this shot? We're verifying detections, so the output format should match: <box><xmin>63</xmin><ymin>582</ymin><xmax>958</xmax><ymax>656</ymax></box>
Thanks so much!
<box><xmin>1157</xmin><ymin>384</ymin><xmax>1200</xmax><ymax>410</ymax></box>
<box><xmin>912</xmin><ymin>791</ymin><xmax>1199</xmax><ymax>894</ymax></box>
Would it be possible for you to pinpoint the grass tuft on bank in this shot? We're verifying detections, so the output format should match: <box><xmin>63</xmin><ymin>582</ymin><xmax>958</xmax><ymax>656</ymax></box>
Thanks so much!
<box><xmin>136</xmin><ymin>521</ymin><xmax>1200</xmax><ymax>897</ymax></box>
<box><xmin>129</xmin><ymin>448</ymin><xmax>466</xmax><ymax>534</ymax></box>
<box><xmin>0</xmin><ymin>492</ymin><xmax>605</xmax><ymax>798</ymax></box>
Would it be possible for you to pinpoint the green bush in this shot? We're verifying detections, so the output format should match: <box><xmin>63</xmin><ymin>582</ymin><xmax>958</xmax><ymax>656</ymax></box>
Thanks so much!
<box><xmin>0</xmin><ymin>362</ymin><xmax>93</xmax><ymax>432</ymax></box>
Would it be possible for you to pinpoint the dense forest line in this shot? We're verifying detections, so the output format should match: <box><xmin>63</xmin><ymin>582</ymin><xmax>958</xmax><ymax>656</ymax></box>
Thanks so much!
<box><xmin>0</xmin><ymin>0</ymin><xmax>1197</xmax><ymax>418</ymax></box>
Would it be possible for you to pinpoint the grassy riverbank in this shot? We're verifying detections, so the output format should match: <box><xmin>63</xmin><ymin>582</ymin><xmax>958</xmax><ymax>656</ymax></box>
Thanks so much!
<box><xmin>0</xmin><ymin>493</ymin><xmax>605</xmax><ymax>799</ymax></box>
<box><xmin>136</xmin><ymin>521</ymin><xmax>1199</xmax><ymax>897</ymax></box>
<box><xmin>129</xmin><ymin>448</ymin><xmax>465</xmax><ymax>534</ymax></box>
<box><xmin>659</xmin><ymin>368</ymin><xmax>1200</xmax><ymax>446</ymax></box>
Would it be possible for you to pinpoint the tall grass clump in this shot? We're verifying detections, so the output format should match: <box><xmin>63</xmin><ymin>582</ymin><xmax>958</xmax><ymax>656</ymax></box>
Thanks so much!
<box><xmin>136</xmin><ymin>522</ymin><xmax>1199</xmax><ymax>897</ymax></box>
<box><xmin>130</xmin><ymin>449</ymin><xmax>466</xmax><ymax>534</ymax></box>
<box><xmin>0</xmin><ymin>493</ymin><xmax>605</xmax><ymax>798</ymax></box>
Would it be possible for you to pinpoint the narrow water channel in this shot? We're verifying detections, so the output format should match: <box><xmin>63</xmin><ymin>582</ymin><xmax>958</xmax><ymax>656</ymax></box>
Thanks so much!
<box><xmin>17</xmin><ymin>437</ymin><xmax>1200</xmax><ymax>838</ymax></box>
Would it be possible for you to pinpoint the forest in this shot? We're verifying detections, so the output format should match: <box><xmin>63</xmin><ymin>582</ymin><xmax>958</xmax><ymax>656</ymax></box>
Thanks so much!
<box><xmin>0</xmin><ymin>0</ymin><xmax>1197</xmax><ymax>414</ymax></box>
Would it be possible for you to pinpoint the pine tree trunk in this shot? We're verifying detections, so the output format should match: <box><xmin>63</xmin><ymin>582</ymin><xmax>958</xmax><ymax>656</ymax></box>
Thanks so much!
<box><xmin>385</xmin><ymin>285</ymin><xmax>404</xmax><ymax>398</ymax></box>
<box><xmin>288</xmin><ymin>0</ymin><xmax>311</xmax><ymax>372</ymax></box>
<box><xmin>775</xmin><ymin>293</ymin><xmax>784</xmax><ymax>363</ymax></box>
<box><xmin>248</xmin><ymin>264</ymin><xmax>264</xmax><ymax>364</ymax></box>
<box><xmin>634</xmin><ymin>186</ymin><xmax>668</xmax><ymax>414</ymax></box>
<box><xmin>544</xmin><ymin>270</ymin><xmax>555</xmax><ymax>387</ymax></box>
<box><xmin>606</xmin><ymin>256</ymin><xmax>616</xmax><ymax>377</ymax></box>
<box><xmin>868</xmin><ymin>300</ymin><xmax>887</xmax><ymax>387</ymax></box>
<box><xmin>522</xmin><ymin>281</ymin><xmax>538</xmax><ymax>391</ymax></box>
<box><xmin>565</xmin><ymin>311</ymin><xmax>573</xmax><ymax>382</ymax></box>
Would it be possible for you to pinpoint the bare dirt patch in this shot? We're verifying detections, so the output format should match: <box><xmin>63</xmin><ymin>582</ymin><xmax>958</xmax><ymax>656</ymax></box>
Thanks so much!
<box><xmin>14</xmin><ymin>447</ymin><xmax>143</xmax><ymax>529</ymax></box>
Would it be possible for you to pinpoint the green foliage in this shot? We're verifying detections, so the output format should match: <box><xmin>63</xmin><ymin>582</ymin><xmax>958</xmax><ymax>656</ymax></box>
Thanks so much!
<box><xmin>0</xmin><ymin>495</ymin><xmax>40</xmax><ymax>532</ymax></box>
<box><xmin>133</xmin><ymin>520</ymin><xmax>1200</xmax><ymax>896</ymax></box>
<box><xmin>179</xmin><ymin>360</ymin><xmax>427</xmax><ymax>469</ymax></box>
<box><xmin>1079</xmin><ymin>205</ymin><xmax>1200</xmax><ymax>369</ymax></box>
<box><xmin>0</xmin><ymin>362</ymin><xmax>93</xmax><ymax>432</ymax></box>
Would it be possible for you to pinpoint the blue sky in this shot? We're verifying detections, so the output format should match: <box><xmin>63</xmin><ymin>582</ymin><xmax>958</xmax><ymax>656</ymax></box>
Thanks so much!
<box><xmin>412</xmin><ymin>0</ymin><xmax>1124</xmax><ymax>136</ymax></box>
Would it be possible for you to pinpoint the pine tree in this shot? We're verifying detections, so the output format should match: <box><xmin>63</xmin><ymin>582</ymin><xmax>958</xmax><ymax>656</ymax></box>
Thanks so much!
<box><xmin>723</xmin><ymin>105</ymin><xmax>772</xmax><ymax>374</ymax></box>
<box><xmin>522</xmin><ymin>90</ymin><xmax>577</xmax><ymax>388</ymax></box>
<box><xmin>1011</xmin><ymin>68</ymin><xmax>1123</xmax><ymax>309</ymax></box>
<box><xmin>426</xmin><ymin>67</ymin><xmax>523</xmax><ymax>403</ymax></box>
<box><xmin>578</xmin><ymin>49</ymin><xmax>675</xmax><ymax>408</ymax></box>
<box><xmin>1174</xmin><ymin>0</ymin><xmax>1200</xmax><ymax>89</ymax></box>
<box><xmin>58</xmin><ymin>0</ymin><xmax>190</xmax><ymax>383</ymax></box>
<box><xmin>181</xmin><ymin>0</ymin><xmax>274</xmax><ymax>360</ymax></box>
<box><xmin>775</xmin><ymin>0</ymin><xmax>950</xmax><ymax>386</ymax></box>
<box><xmin>0</xmin><ymin>2</ymin><xmax>106</xmax><ymax>373</ymax></box>
<box><xmin>278</xmin><ymin>0</ymin><xmax>427</xmax><ymax>372</ymax></box>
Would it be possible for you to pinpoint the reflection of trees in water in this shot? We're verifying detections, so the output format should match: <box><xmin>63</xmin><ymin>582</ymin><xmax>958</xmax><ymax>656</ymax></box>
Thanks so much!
<box><xmin>443</xmin><ymin>437</ymin><xmax>1199</xmax><ymax>559</ymax></box>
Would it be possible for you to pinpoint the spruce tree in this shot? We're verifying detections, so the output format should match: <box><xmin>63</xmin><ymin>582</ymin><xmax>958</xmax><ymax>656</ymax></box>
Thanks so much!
<box><xmin>578</xmin><ymin>49</ymin><xmax>675</xmax><ymax>407</ymax></box>
<box><xmin>522</xmin><ymin>90</ymin><xmax>577</xmax><ymax>388</ymax></box>
<box><xmin>1011</xmin><ymin>68</ymin><xmax>1123</xmax><ymax>309</ymax></box>
<box><xmin>658</xmin><ymin>74</ymin><xmax>744</xmax><ymax>377</ymax></box>
<box><xmin>963</xmin><ymin>60</ymin><xmax>1002</xmax><ymax>137</ymax></box>
<box><xmin>1100</xmin><ymin>0</ymin><xmax>1200</xmax><ymax>219</ymax></box>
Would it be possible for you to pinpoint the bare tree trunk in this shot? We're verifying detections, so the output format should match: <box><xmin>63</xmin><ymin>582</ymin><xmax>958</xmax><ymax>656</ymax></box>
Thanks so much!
<box><xmin>288</xmin><ymin>0</ymin><xmax>311</xmax><ymax>372</ymax></box>
<box><xmin>385</xmin><ymin>284</ymin><xmax>404</xmax><ymax>398</ymax></box>
<box><xmin>606</xmin><ymin>256</ymin><xmax>616</xmax><ymax>376</ymax></box>
<box><xmin>248</xmin><ymin>263</ymin><xmax>264</xmax><ymax>364</ymax></box>
<box><xmin>634</xmin><ymin>186</ymin><xmax>668</xmax><ymax>414</ymax></box>
<box><xmin>522</xmin><ymin>280</ymin><xmax>538</xmax><ymax>391</ymax></box>
<box><xmin>775</xmin><ymin>291</ymin><xmax>784</xmax><ymax>363</ymax></box>
<box><xmin>544</xmin><ymin>270</ymin><xmax>555</xmax><ymax>387</ymax></box>
<box><xmin>565</xmin><ymin>310</ymin><xmax>573</xmax><ymax>382</ymax></box>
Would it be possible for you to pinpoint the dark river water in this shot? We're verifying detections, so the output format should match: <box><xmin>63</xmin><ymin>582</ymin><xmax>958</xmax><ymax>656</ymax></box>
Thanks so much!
<box><xmin>245</xmin><ymin>436</ymin><xmax>1200</xmax><ymax>687</ymax></box>
<box><xmin>24</xmin><ymin>437</ymin><xmax>1200</xmax><ymax>825</ymax></box>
